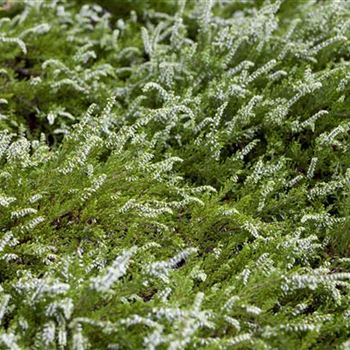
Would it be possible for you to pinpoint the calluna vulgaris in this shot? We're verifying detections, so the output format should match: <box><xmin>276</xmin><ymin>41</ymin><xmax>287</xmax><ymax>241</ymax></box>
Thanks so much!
<box><xmin>1</xmin><ymin>0</ymin><xmax>350</xmax><ymax>349</ymax></box>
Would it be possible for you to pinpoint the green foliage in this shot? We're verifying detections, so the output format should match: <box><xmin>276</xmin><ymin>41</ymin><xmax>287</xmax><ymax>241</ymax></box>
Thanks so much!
<box><xmin>1</xmin><ymin>0</ymin><xmax>350</xmax><ymax>349</ymax></box>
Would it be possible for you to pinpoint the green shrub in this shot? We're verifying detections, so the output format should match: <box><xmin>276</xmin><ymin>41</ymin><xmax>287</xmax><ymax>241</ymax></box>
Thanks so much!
<box><xmin>1</xmin><ymin>0</ymin><xmax>350</xmax><ymax>349</ymax></box>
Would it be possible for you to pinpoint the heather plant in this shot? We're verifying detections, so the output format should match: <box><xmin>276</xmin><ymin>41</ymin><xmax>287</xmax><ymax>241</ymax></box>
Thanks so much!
<box><xmin>2</xmin><ymin>0</ymin><xmax>350</xmax><ymax>349</ymax></box>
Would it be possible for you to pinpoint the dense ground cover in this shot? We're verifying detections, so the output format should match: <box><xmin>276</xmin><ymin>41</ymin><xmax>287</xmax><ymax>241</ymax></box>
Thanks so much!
<box><xmin>1</xmin><ymin>0</ymin><xmax>350</xmax><ymax>348</ymax></box>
